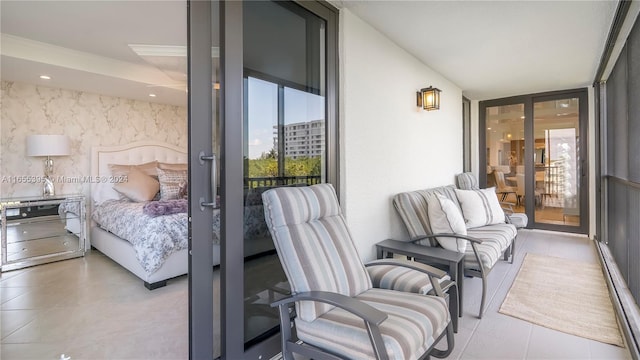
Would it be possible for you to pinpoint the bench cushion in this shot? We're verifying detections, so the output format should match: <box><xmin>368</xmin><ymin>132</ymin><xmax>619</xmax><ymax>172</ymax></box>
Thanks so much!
<box><xmin>456</xmin><ymin>172</ymin><xmax>479</xmax><ymax>190</ymax></box>
<box><xmin>464</xmin><ymin>223</ymin><xmax>517</xmax><ymax>271</ymax></box>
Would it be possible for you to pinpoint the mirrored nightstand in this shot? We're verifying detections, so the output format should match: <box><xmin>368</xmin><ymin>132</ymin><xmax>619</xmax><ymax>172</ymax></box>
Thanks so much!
<box><xmin>0</xmin><ymin>194</ymin><xmax>86</xmax><ymax>272</ymax></box>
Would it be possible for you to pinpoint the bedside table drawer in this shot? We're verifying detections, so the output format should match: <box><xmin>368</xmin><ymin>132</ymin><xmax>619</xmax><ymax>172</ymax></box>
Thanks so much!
<box><xmin>5</xmin><ymin>203</ymin><xmax>60</xmax><ymax>221</ymax></box>
<box><xmin>6</xmin><ymin>234</ymin><xmax>81</xmax><ymax>263</ymax></box>
<box><xmin>6</xmin><ymin>216</ymin><xmax>74</xmax><ymax>243</ymax></box>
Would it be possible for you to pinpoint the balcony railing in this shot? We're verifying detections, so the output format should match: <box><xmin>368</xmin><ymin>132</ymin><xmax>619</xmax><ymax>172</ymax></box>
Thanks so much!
<box><xmin>244</xmin><ymin>175</ymin><xmax>322</xmax><ymax>189</ymax></box>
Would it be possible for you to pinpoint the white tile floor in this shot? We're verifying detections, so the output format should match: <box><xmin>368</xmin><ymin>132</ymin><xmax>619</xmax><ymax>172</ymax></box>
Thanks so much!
<box><xmin>0</xmin><ymin>229</ymin><xmax>632</xmax><ymax>359</ymax></box>
<box><xmin>1</xmin><ymin>252</ymin><xmax>190</xmax><ymax>360</ymax></box>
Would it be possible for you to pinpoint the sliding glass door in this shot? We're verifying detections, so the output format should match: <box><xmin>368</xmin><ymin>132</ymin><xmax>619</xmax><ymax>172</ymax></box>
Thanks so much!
<box><xmin>533</xmin><ymin>95</ymin><xmax>586</xmax><ymax>229</ymax></box>
<box><xmin>241</xmin><ymin>1</ymin><xmax>334</xmax><ymax>355</ymax></box>
<box><xmin>480</xmin><ymin>89</ymin><xmax>588</xmax><ymax>234</ymax></box>
<box><xmin>188</xmin><ymin>1</ymin><xmax>337</xmax><ymax>358</ymax></box>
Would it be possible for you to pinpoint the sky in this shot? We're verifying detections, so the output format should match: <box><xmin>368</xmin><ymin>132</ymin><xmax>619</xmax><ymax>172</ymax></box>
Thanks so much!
<box><xmin>246</xmin><ymin>76</ymin><xmax>324</xmax><ymax>159</ymax></box>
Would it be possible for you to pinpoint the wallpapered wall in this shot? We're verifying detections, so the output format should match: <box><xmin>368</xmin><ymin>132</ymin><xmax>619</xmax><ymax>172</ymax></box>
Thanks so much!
<box><xmin>0</xmin><ymin>81</ymin><xmax>187</xmax><ymax>199</ymax></box>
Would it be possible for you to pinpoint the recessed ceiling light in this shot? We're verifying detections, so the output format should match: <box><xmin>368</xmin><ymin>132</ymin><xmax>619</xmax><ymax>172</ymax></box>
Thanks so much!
<box><xmin>520</xmin><ymin>116</ymin><xmax>525</xmax><ymax>119</ymax></box>
<box><xmin>487</xmin><ymin>127</ymin><xmax>492</xmax><ymax>130</ymax></box>
<box><xmin>149</xmin><ymin>94</ymin><xmax>157</xmax><ymax>97</ymax></box>
<box><xmin>39</xmin><ymin>75</ymin><xmax>51</xmax><ymax>80</ymax></box>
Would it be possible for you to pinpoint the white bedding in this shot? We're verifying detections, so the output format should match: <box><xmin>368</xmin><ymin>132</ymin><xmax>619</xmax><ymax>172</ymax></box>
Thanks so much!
<box><xmin>93</xmin><ymin>200</ymin><xmax>204</xmax><ymax>274</ymax></box>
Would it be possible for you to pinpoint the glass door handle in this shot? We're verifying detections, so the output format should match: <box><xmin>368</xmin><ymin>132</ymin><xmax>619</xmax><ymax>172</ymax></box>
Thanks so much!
<box><xmin>199</xmin><ymin>152</ymin><xmax>218</xmax><ymax>209</ymax></box>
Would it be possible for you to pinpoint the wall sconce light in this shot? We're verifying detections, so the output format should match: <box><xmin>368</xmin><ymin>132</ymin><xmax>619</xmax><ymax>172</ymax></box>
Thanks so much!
<box><xmin>416</xmin><ymin>86</ymin><xmax>441</xmax><ymax>111</ymax></box>
<box><xmin>26</xmin><ymin>134</ymin><xmax>70</xmax><ymax>197</ymax></box>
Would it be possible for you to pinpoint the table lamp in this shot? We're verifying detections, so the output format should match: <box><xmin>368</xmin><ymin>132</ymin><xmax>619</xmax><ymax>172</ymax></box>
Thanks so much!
<box><xmin>26</xmin><ymin>134</ymin><xmax>70</xmax><ymax>197</ymax></box>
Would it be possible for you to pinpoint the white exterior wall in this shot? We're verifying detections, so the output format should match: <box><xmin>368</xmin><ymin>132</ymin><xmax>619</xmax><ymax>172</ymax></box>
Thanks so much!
<box><xmin>339</xmin><ymin>9</ymin><xmax>464</xmax><ymax>261</ymax></box>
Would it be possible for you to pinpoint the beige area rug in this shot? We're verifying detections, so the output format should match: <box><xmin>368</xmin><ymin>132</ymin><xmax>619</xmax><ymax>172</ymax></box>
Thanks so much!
<box><xmin>499</xmin><ymin>253</ymin><xmax>625</xmax><ymax>347</ymax></box>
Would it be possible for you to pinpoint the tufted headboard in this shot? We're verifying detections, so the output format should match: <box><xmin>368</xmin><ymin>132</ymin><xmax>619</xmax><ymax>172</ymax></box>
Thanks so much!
<box><xmin>91</xmin><ymin>141</ymin><xmax>187</xmax><ymax>205</ymax></box>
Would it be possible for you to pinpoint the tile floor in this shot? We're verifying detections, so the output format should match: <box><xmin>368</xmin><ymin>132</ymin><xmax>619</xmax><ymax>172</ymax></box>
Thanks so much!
<box><xmin>1</xmin><ymin>229</ymin><xmax>632</xmax><ymax>359</ymax></box>
<box><xmin>442</xmin><ymin>229</ymin><xmax>631</xmax><ymax>360</ymax></box>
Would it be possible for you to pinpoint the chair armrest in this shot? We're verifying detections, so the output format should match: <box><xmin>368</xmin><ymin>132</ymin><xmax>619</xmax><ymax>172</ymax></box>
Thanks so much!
<box><xmin>365</xmin><ymin>258</ymin><xmax>447</xmax><ymax>279</ymax></box>
<box><xmin>271</xmin><ymin>291</ymin><xmax>388</xmax><ymax>326</ymax></box>
<box><xmin>421</xmin><ymin>233</ymin><xmax>484</xmax><ymax>244</ymax></box>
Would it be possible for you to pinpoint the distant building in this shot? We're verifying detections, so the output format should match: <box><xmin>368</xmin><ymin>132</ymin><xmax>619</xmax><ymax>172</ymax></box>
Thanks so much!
<box><xmin>273</xmin><ymin>120</ymin><xmax>325</xmax><ymax>159</ymax></box>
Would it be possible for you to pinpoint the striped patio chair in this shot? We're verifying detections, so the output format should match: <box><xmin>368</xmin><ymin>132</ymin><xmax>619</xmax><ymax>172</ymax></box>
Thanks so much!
<box><xmin>262</xmin><ymin>183</ymin><xmax>454</xmax><ymax>360</ymax></box>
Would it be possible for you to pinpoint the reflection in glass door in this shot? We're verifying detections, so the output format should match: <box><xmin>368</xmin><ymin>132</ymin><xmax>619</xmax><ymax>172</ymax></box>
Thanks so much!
<box><xmin>485</xmin><ymin>104</ymin><xmax>526</xmax><ymax>213</ymax></box>
<box><xmin>242</xmin><ymin>0</ymin><xmax>328</xmax><ymax>353</ymax></box>
<box><xmin>533</xmin><ymin>97</ymin><xmax>583</xmax><ymax>228</ymax></box>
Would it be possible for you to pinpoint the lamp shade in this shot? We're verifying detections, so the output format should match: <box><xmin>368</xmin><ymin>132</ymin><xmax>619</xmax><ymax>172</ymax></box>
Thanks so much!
<box><xmin>26</xmin><ymin>135</ymin><xmax>71</xmax><ymax>157</ymax></box>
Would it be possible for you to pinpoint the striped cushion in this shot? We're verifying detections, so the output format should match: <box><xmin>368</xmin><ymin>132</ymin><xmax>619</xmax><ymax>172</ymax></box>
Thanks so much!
<box><xmin>463</xmin><ymin>223</ymin><xmax>517</xmax><ymax>271</ymax></box>
<box><xmin>393</xmin><ymin>185</ymin><xmax>460</xmax><ymax>244</ymax></box>
<box><xmin>367</xmin><ymin>264</ymin><xmax>451</xmax><ymax>295</ymax></box>
<box><xmin>262</xmin><ymin>184</ymin><xmax>372</xmax><ymax>322</ymax></box>
<box><xmin>295</xmin><ymin>288</ymin><xmax>449</xmax><ymax>360</ymax></box>
<box><xmin>456</xmin><ymin>172</ymin><xmax>479</xmax><ymax>190</ymax></box>
<box><xmin>415</xmin><ymin>223</ymin><xmax>516</xmax><ymax>271</ymax></box>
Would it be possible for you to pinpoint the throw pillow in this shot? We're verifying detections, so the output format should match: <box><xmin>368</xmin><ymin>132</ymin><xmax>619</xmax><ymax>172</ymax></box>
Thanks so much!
<box><xmin>427</xmin><ymin>194</ymin><xmax>468</xmax><ymax>252</ymax></box>
<box><xmin>157</xmin><ymin>168</ymin><xmax>188</xmax><ymax>200</ymax></box>
<box><xmin>454</xmin><ymin>187</ymin><xmax>506</xmax><ymax>228</ymax></box>
<box><xmin>108</xmin><ymin>160</ymin><xmax>159</xmax><ymax>178</ymax></box>
<box><xmin>158</xmin><ymin>162</ymin><xmax>188</xmax><ymax>171</ymax></box>
<box><xmin>113</xmin><ymin>167</ymin><xmax>160</xmax><ymax>202</ymax></box>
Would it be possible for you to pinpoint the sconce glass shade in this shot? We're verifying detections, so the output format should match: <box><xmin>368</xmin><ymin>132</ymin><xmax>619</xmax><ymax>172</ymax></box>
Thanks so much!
<box><xmin>26</xmin><ymin>135</ymin><xmax>71</xmax><ymax>157</ymax></box>
<box><xmin>417</xmin><ymin>86</ymin><xmax>441</xmax><ymax>111</ymax></box>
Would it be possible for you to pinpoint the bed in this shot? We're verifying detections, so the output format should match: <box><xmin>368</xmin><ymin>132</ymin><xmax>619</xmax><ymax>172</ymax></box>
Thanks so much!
<box><xmin>86</xmin><ymin>141</ymin><xmax>275</xmax><ymax>290</ymax></box>
<box><xmin>88</xmin><ymin>142</ymin><xmax>193</xmax><ymax>289</ymax></box>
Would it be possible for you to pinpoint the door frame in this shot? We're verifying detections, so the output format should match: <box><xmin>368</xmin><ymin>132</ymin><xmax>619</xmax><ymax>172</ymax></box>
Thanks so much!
<box><xmin>479</xmin><ymin>88</ymin><xmax>589</xmax><ymax>234</ymax></box>
<box><xmin>187</xmin><ymin>1</ymin><xmax>216</xmax><ymax>359</ymax></box>
<box><xmin>188</xmin><ymin>1</ymin><xmax>339</xmax><ymax>359</ymax></box>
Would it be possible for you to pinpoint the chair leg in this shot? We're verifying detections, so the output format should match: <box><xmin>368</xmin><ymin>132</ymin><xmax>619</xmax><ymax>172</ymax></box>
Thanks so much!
<box><xmin>428</xmin><ymin>280</ymin><xmax>459</xmax><ymax>333</ymax></box>
<box><xmin>479</xmin><ymin>274</ymin><xmax>487</xmax><ymax>319</ymax></box>
<box><xmin>510</xmin><ymin>236</ymin><xmax>516</xmax><ymax>264</ymax></box>
<box><xmin>449</xmin><ymin>282</ymin><xmax>459</xmax><ymax>333</ymax></box>
<box><xmin>429</xmin><ymin>318</ymin><xmax>455</xmax><ymax>358</ymax></box>
<box><xmin>277</xmin><ymin>304</ymin><xmax>295</xmax><ymax>360</ymax></box>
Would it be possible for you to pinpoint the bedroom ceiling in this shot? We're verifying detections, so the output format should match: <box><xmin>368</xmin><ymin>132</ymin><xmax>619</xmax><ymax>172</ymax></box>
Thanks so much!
<box><xmin>0</xmin><ymin>1</ymin><xmax>189</xmax><ymax>106</ymax></box>
<box><xmin>0</xmin><ymin>1</ymin><xmax>622</xmax><ymax>105</ymax></box>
